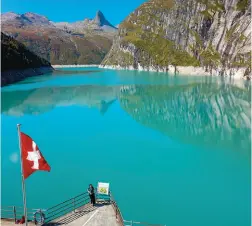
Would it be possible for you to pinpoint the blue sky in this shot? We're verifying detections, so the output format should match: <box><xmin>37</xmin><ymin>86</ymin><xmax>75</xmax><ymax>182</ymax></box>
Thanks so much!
<box><xmin>1</xmin><ymin>0</ymin><xmax>146</xmax><ymax>25</ymax></box>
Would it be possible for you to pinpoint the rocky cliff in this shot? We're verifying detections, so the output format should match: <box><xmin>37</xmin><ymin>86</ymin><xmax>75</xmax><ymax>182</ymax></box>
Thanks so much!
<box><xmin>101</xmin><ymin>0</ymin><xmax>251</xmax><ymax>79</ymax></box>
<box><xmin>1</xmin><ymin>32</ymin><xmax>53</xmax><ymax>86</ymax></box>
<box><xmin>1</xmin><ymin>11</ymin><xmax>117</xmax><ymax>65</ymax></box>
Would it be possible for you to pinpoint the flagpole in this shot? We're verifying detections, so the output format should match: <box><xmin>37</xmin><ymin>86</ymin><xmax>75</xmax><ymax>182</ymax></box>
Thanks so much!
<box><xmin>17</xmin><ymin>124</ymin><xmax>28</xmax><ymax>226</ymax></box>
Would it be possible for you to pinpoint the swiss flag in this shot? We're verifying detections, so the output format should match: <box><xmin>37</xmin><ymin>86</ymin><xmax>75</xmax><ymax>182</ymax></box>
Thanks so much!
<box><xmin>20</xmin><ymin>132</ymin><xmax>51</xmax><ymax>179</ymax></box>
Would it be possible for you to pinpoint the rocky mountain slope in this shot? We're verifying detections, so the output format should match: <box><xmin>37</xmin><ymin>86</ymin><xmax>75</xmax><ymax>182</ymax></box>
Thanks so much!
<box><xmin>53</xmin><ymin>10</ymin><xmax>117</xmax><ymax>39</ymax></box>
<box><xmin>1</xmin><ymin>32</ymin><xmax>53</xmax><ymax>86</ymax></box>
<box><xmin>101</xmin><ymin>0</ymin><xmax>251</xmax><ymax>78</ymax></box>
<box><xmin>1</xmin><ymin>11</ymin><xmax>117</xmax><ymax>65</ymax></box>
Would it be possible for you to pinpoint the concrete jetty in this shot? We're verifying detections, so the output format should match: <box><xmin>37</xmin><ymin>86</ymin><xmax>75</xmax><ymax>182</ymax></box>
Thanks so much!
<box><xmin>1</xmin><ymin>183</ymin><xmax>163</xmax><ymax>226</ymax></box>
<box><xmin>1</xmin><ymin>202</ymin><xmax>120</xmax><ymax>226</ymax></box>
<box><xmin>46</xmin><ymin>201</ymin><xmax>120</xmax><ymax>226</ymax></box>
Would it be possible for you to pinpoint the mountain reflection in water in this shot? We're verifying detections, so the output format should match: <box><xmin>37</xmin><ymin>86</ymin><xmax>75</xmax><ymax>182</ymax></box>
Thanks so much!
<box><xmin>2</xmin><ymin>81</ymin><xmax>250</xmax><ymax>151</ymax></box>
<box><xmin>2</xmin><ymin>85</ymin><xmax>119</xmax><ymax>116</ymax></box>
<box><xmin>119</xmin><ymin>83</ymin><xmax>251</xmax><ymax>152</ymax></box>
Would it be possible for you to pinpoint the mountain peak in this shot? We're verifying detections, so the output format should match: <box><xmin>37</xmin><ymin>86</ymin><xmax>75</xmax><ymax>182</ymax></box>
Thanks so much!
<box><xmin>2</xmin><ymin>11</ymin><xmax>19</xmax><ymax>16</ymax></box>
<box><xmin>94</xmin><ymin>10</ymin><xmax>105</xmax><ymax>26</ymax></box>
<box><xmin>96</xmin><ymin>10</ymin><xmax>103</xmax><ymax>16</ymax></box>
<box><xmin>22</xmin><ymin>12</ymin><xmax>51</xmax><ymax>25</ymax></box>
<box><xmin>1</xmin><ymin>12</ymin><xmax>20</xmax><ymax>22</ymax></box>
<box><xmin>93</xmin><ymin>10</ymin><xmax>115</xmax><ymax>28</ymax></box>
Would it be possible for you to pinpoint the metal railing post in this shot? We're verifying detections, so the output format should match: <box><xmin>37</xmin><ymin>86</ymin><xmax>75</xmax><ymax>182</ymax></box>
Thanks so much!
<box><xmin>73</xmin><ymin>198</ymin><xmax>76</xmax><ymax>213</ymax></box>
<box><xmin>33</xmin><ymin>212</ymin><xmax>36</xmax><ymax>225</ymax></box>
<box><xmin>115</xmin><ymin>206</ymin><xmax>117</xmax><ymax>220</ymax></box>
<box><xmin>131</xmin><ymin>220</ymin><xmax>133</xmax><ymax>226</ymax></box>
<box><xmin>13</xmin><ymin>206</ymin><xmax>16</xmax><ymax>223</ymax></box>
<box><xmin>40</xmin><ymin>209</ymin><xmax>42</xmax><ymax>224</ymax></box>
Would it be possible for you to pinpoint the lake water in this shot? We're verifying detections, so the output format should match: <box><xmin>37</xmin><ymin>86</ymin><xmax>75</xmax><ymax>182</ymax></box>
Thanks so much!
<box><xmin>1</xmin><ymin>67</ymin><xmax>251</xmax><ymax>226</ymax></box>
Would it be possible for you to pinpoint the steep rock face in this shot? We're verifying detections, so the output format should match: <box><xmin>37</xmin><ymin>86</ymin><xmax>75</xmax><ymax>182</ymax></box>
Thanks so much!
<box><xmin>102</xmin><ymin>0</ymin><xmax>251</xmax><ymax>78</ymax></box>
<box><xmin>1</xmin><ymin>11</ymin><xmax>117</xmax><ymax>65</ymax></box>
<box><xmin>1</xmin><ymin>32</ymin><xmax>53</xmax><ymax>86</ymax></box>
<box><xmin>94</xmin><ymin>10</ymin><xmax>117</xmax><ymax>28</ymax></box>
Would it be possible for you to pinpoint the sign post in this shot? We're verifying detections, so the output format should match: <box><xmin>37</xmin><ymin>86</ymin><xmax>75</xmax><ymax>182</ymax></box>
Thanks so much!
<box><xmin>97</xmin><ymin>182</ymin><xmax>110</xmax><ymax>195</ymax></box>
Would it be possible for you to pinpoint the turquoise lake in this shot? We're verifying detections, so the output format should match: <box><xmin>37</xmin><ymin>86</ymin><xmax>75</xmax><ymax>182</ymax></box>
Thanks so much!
<box><xmin>1</xmin><ymin>67</ymin><xmax>251</xmax><ymax>226</ymax></box>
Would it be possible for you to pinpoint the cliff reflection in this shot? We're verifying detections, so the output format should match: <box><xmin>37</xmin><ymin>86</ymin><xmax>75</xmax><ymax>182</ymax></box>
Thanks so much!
<box><xmin>2</xmin><ymin>85</ymin><xmax>119</xmax><ymax>116</ymax></box>
<box><xmin>2</xmin><ymin>81</ymin><xmax>251</xmax><ymax>151</ymax></box>
<box><xmin>118</xmin><ymin>83</ymin><xmax>251</xmax><ymax>151</ymax></box>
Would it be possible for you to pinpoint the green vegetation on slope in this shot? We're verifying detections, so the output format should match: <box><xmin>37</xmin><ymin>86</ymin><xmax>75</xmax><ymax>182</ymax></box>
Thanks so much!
<box><xmin>104</xmin><ymin>0</ymin><xmax>251</xmax><ymax>78</ymax></box>
<box><xmin>2</xmin><ymin>27</ymin><xmax>113</xmax><ymax>65</ymax></box>
<box><xmin>119</xmin><ymin>2</ymin><xmax>200</xmax><ymax>68</ymax></box>
<box><xmin>1</xmin><ymin>32</ymin><xmax>51</xmax><ymax>71</ymax></box>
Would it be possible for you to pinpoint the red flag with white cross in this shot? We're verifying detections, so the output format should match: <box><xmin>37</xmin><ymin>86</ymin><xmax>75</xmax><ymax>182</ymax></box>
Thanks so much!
<box><xmin>20</xmin><ymin>132</ymin><xmax>51</xmax><ymax>179</ymax></box>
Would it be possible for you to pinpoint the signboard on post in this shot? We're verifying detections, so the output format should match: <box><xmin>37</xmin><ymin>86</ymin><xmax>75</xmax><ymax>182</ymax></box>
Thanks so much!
<box><xmin>97</xmin><ymin>182</ymin><xmax>110</xmax><ymax>195</ymax></box>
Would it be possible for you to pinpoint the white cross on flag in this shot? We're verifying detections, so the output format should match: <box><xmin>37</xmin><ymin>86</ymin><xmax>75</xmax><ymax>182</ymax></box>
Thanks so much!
<box><xmin>20</xmin><ymin>132</ymin><xmax>51</xmax><ymax>179</ymax></box>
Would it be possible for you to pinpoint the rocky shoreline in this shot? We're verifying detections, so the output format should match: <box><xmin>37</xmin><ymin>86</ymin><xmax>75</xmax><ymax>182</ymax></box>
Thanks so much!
<box><xmin>99</xmin><ymin>64</ymin><xmax>250</xmax><ymax>80</ymax></box>
<box><xmin>51</xmin><ymin>64</ymin><xmax>250</xmax><ymax>81</ymax></box>
<box><xmin>53</xmin><ymin>64</ymin><xmax>100</xmax><ymax>68</ymax></box>
<box><xmin>1</xmin><ymin>66</ymin><xmax>54</xmax><ymax>87</ymax></box>
<box><xmin>101</xmin><ymin>0</ymin><xmax>251</xmax><ymax>82</ymax></box>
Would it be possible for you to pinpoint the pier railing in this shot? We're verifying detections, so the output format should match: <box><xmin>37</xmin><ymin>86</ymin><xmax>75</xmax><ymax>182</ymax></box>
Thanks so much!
<box><xmin>0</xmin><ymin>205</ymin><xmax>45</xmax><ymax>223</ymax></box>
<box><xmin>1</xmin><ymin>191</ymin><xmax>165</xmax><ymax>226</ymax></box>
<box><xmin>43</xmin><ymin>189</ymin><xmax>112</xmax><ymax>223</ymax></box>
<box><xmin>123</xmin><ymin>220</ymin><xmax>166</xmax><ymax>226</ymax></box>
<box><xmin>1</xmin><ymin>191</ymin><xmax>115</xmax><ymax>225</ymax></box>
<box><xmin>109</xmin><ymin>192</ymin><xmax>124</xmax><ymax>226</ymax></box>
<box><xmin>43</xmin><ymin>191</ymin><xmax>91</xmax><ymax>223</ymax></box>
